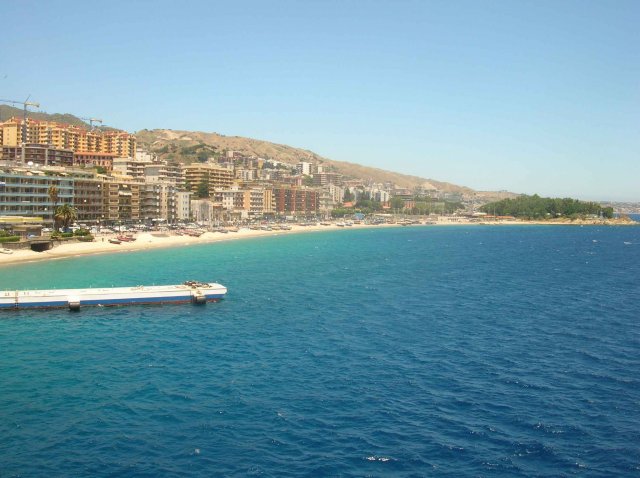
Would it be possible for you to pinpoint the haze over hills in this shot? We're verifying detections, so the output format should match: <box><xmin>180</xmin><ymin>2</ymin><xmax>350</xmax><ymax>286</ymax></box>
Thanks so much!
<box><xmin>0</xmin><ymin>105</ymin><xmax>517</xmax><ymax>201</ymax></box>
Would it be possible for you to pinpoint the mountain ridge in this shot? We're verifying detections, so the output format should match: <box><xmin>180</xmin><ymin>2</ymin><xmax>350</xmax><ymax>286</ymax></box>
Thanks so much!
<box><xmin>0</xmin><ymin>105</ymin><xmax>516</xmax><ymax>200</ymax></box>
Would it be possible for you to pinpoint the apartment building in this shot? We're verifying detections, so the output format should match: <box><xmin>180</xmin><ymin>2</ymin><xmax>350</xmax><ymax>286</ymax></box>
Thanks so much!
<box><xmin>144</xmin><ymin>162</ymin><xmax>183</xmax><ymax>186</ymax></box>
<box><xmin>141</xmin><ymin>183</ymin><xmax>177</xmax><ymax>222</ymax></box>
<box><xmin>295</xmin><ymin>161</ymin><xmax>312</xmax><ymax>176</ymax></box>
<box><xmin>273</xmin><ymin>187</ymin><xmax>319</xmax><ymax>215</ymax></box>
<box><xmin>182</xmin><ymin>163</ymin><xmax>234</xmax><ymax>195</ymax></box>
<box><xmin>2</xmin><ymin>144</ymin><xmax>74</xmax><ymax>167</ymax></box>
<box><xmin>313</xmin><ymin>172</ymin><xmax>343</xmax><ymax>186</ymax></box>
<box><xmin>190</xmin><ymin>199</ymin><xmax>220</xmax><ymax>225</ymax></box>
<box><xmin>0</xmin><ymin>167</ymin><xmax>74</xmax><ymax>224</ymax></box>
<box><xmin>175</xmin><ymin>191</ymin><xmax>192</xmax><ymax>221</ymax></box>
<box><xmin>102</xmin><ymin>177</ymin><xmax>142</xmax><ymax>223</ymax></box>
<box><xmin>74</xmin><ymin>152</ymin><xmax>117</xmax><ymax>172</ymax></box>
<box><xmin>0</xmin><ymin>117</ymin><xmax>136</xmax><ymax>157</ymax></box>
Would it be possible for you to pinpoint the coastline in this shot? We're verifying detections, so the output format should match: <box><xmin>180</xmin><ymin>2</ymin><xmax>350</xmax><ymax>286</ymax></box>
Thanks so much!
<box><xmin>0</xmin><ymin>218</ymin><xmax>635</xmax><ymax>268</ymax></box>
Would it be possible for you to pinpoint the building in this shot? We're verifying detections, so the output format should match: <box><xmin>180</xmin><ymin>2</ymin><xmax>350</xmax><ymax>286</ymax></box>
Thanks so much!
<box><xmin>2</xmin><ymin>144</ymin><xmax>74</xmax><ymax>167</ymax></box>
<box><xmin>73</xmin><ymin>152</ymin><xmax>117</xmax><ymax>172</ymax></box>
<box><xmin>101</xmin><ymin>177</ymin><xmax>142</xmax><ymax>223</ymax></box>
<box><xmin>144</xmin><ymin>162</ymin><xmax>183</xmax><ymax>185</ymax></box>
<box><xmin>313</xmin><ymin>172</ymin><xmax>342</xmax><ymax>186</ymax></box>
<box><xmin>0</xmin><ymin>117</ymin><xmax>136</xmax><ymax>157</ymax></box>
<box><xmin>141</xmin><ymin>183</ymin><xmax>177</xmax><ymax>223</ymax></box>
<box><xmin>175</xmin><ymin>191</ymin><xmax>192</xmax><ymax>221</ymax></box>
<box><xmin>211</xmin><ymin>186</ymin><xmax>274</xmax><ymax>220</ymax></box>
<box><xmin>182</xmin><ymin>163</ymin><xmax>234</xmax><ymax>196</ymax></box>
<box><xmin>295</xmin><ymin>161</ymin><xmax>312</xmax><ymax>176</ymax></box>
<box><xmin>113</xmin><ymin>158</ymin><xmax>148</xmax><ymax>180</ymax></box>
<box><xmin>0</xmin><ymin>166</ymin><xmax>74</xmax><ymax>225</ymax></box>
<box><xmin>72</xmin><ymin>172</ymin><xmax>105</xmax><ymax>223</ymax></box>
<box><xmin>273</xmin><ymin>187</ymin><xmax>319</xmax><ymax>215</ymax></box>
<box><xmin>190</xmin><ymin>199</ymin><xmax>220</xmax><ymax>225</ymax></box>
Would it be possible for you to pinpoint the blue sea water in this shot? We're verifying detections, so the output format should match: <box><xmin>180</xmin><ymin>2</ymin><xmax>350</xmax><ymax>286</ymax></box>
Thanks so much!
<box><xmin>1</xmin><ymin>226</ymin><xmax>639</xmax><ymax>477</ymax></box>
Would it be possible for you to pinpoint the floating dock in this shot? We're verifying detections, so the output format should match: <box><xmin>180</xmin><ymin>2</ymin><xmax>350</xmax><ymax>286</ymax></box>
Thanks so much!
<box><xmin>0</xmin><ymin>281</ymin><xmax>227</xmax><ymax>310</ymax></box>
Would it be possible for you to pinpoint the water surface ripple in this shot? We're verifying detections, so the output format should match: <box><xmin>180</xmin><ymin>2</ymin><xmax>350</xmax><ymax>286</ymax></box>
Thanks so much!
<box><xmin>1</xmin><ymin>226</ymin><xmax>639</xmax><ymax>476</ymax></box>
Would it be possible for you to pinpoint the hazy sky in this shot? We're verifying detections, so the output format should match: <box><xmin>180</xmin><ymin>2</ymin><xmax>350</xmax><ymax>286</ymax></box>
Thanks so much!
<box><xmin>1</xmin><ymin>0</ymin><xmax>638</xmax><ymax>201</ymax></box>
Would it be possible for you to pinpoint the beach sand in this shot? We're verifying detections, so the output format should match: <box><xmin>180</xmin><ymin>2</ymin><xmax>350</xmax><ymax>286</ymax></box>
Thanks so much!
<box><xmin>0</xmin><ymin>224</ymin><xmax>390</xmax><ymax>267</ymax></box>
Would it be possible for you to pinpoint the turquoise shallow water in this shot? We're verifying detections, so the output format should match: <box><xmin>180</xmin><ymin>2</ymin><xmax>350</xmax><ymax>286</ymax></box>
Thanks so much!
<box><xmin>1</xmin><ymin>226</ymin><xmax>639</xmax><ymax>476</ymax></box>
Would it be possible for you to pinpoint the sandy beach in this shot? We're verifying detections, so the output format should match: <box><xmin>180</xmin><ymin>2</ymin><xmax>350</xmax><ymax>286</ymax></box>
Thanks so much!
<box><xmin>0</xmin><ymin>223</ymin><xmax>391</xmax><ymax>267</ymax></box>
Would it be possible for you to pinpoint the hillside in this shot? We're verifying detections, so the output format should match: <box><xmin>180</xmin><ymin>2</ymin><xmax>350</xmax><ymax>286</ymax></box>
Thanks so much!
<box><xmin>0</xmin><ymin>106</ymin><xmax>516</xmax><ymax>199</ymax></box>
<box><xmin>0</xmin><ymin>105</ymin><xmax>90</xmax><ymax>128</ymax></box>
<box><xmin>136</xmin><ymin>128</ymin><xmax>491</xmax><ymax>195</ymax></box>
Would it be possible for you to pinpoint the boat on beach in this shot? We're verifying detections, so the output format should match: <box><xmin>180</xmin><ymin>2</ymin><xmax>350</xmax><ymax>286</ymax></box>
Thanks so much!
<box><xmin>0</xmin><ymin>281</ymin><xmax>227</xmax><ymax>310</ymax></box>
<box><xmin>0</xmin><ymin>248</ymin><xmax>13</xmax><ymax>254</ymax></box>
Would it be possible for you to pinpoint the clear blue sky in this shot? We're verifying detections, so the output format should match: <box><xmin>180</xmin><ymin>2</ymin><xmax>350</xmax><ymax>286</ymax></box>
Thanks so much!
<box><xmin>2</xmin><ymin>0</ymin><xmax>638</xmax><ymax>201</ymax></box>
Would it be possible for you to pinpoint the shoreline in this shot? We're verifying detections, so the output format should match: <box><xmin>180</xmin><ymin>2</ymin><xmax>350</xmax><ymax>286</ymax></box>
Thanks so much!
<box><xmin>0</xmin><ymin>219</ymin><xmax>636</xmax><ymax>268</ymax></box>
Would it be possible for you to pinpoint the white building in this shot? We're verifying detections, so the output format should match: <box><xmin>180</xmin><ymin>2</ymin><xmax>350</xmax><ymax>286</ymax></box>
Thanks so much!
<box><xmin>176</xmin><ymin>191</ymin><xmax>192</xmax><ymax>221</ymax></box>
<box><xmin>295</xmin><ymin>161</ymin><xmax>312</xmax><ymax>176</ymax></box>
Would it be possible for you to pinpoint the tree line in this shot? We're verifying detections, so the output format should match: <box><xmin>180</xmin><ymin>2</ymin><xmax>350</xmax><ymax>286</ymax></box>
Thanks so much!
<box><xmin>480</xmin><ymin>194</ymin><xmax>614</xmax><ymax>219</ymax></box>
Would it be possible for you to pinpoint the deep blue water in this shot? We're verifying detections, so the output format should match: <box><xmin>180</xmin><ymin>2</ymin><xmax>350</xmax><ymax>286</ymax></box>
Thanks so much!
<box><xmin>1</xmin><ymin>226</ymin><xmax>639</xmax><ymax>477</ymax></box>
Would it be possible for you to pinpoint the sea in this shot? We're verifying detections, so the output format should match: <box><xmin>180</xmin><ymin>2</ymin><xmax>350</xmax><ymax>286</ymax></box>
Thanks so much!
<box><xmin>1</xmin><ymin>225</ymin><xmax>639</xmax><ymax>477</ymax></box>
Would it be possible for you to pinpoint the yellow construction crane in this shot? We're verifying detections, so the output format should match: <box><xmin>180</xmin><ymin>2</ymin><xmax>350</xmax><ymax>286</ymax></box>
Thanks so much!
<box><xmin>0</xmin><ymin>96</ymin><xmax>41</xmax><ymax>162</ymax></box>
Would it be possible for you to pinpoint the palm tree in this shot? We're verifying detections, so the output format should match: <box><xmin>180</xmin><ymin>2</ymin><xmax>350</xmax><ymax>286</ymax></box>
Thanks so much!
<box><xmin>54</xmin><ymin>204</ymin><xmax>78</xmax><ymax>232</ymax></box>
<box><xmin>48</xmin><ymin>185</ymin><xmax>59</xmax><ymax>228</ymax></box>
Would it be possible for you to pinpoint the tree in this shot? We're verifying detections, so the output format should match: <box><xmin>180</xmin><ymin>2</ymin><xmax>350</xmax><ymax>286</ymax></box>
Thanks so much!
<box><xmin>196</xmin><ymin>180</ymin><xmax>209</xmax><ymax>199</ymax></box>
<box><xmin>390</xmin><ymin>197</ymin><xmax>405</xmax><ymax>210</ymax></box>
<box><xmin>48</xmin><ymin>185</ymin><xmax>59</xmax><ymax>228</ymax></box>
<box><xmin>343</xmin><ymin>188</ymin><xmax>355</xmax><ymax>202</ymax></box>
<box><xmin>54</xmin><ymin>204</ymin><xmax>78</xmax><ymax>231</ymax></box>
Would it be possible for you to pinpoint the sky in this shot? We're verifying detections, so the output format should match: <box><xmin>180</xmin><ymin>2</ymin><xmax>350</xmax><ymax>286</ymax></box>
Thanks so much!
<box><xmin>1</xmin><ymin>0</ymin><xmax>638</xmax><ymax>201</ymax></box>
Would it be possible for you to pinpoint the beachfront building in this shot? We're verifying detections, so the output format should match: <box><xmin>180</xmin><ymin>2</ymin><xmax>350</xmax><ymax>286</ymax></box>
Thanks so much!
<box><xmin>182</xmin><ymin>163</ymin><xmax>234</xmax><ymax>196</ymax></box>
<box><xmin>211</xmin><ymin>186</ymin><xmax>274</xmax><ymax>220</ymax></box>
<box><xmin>0</xmin><ymin>166</ymin><xmax>74</xmax><ymax>225</ymax></box>
<box><xmin>101</xmin><ymin>177</ymin><xmax>142</xmax><ymax>223</ymax></box>
<box><xmin>272</xmin><ymin>187</ymin><xmax>319</xmax><ymax>216</ymax></box>
<box><xmin>141</xmin><ymin>183</ymin><xmax>178</xmax><ymax>223</ymax></box>
<box><xmin>175</xmin><ymin>191</ymin><xmax>191</xmax><ymax>221</ymax></box>
<box><xmin>71</xmin><ymin>172</ymin><xmax>106</xmax><ymax>224</ymax></box>
<box><xmin>0</xmin><ymin>117</ymin><xmax>136</xmax><ymax>157</ymax></box>
<box><xmin>190</xmin><ymin>199</ymin><xmax>220</xmax><ymax>225</ymax></box>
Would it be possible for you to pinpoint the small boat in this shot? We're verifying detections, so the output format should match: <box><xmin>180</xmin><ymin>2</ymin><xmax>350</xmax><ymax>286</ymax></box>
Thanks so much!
<box><xmin>0</xmin><ymin>248</ymin><xmax>14</xmax><ymax>255</ymax></box>
<box><xmin>336</xmin><ymin>222</ymin><xmax>345</xmax><ymax>227</ymax></box>
<box><xmin>109</xmin><ymin>238</ymin><xmax>121</xmax><ymax>244</ymax></box>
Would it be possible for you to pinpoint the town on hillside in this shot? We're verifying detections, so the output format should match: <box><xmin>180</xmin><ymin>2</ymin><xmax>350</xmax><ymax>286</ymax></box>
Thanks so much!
<box><xmin>0</xmin><ymin>113</ymin><xmax>488</xmax><ymax>237</ymax></box>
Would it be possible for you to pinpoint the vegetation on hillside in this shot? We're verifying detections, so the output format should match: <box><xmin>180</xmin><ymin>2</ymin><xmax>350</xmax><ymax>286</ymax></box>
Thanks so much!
<box><xmin>480</xmin><ymin>194</ymin><xmax>614</xmax><ymax>219</ymax></box>
<box><xmin>0</xmin><ymin>105</ymin><xmax>89</xmax><ymax>127</ymax></box>
<box><xmin>0</xmin><ymin>107</ymin><xmax>516</xmax><ymax>201</ymax></box>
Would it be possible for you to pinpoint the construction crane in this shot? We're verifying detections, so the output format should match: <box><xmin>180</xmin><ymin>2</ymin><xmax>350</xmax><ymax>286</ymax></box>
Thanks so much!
<box><xmin>79</xmin><ymin>117</ymin><xmax>103</xmax><ymax>129</ymax></box>
<box><xmin>0</xmin><ymin>96</ymin><xmax>40</xmax><ymax>162</ymax></box>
